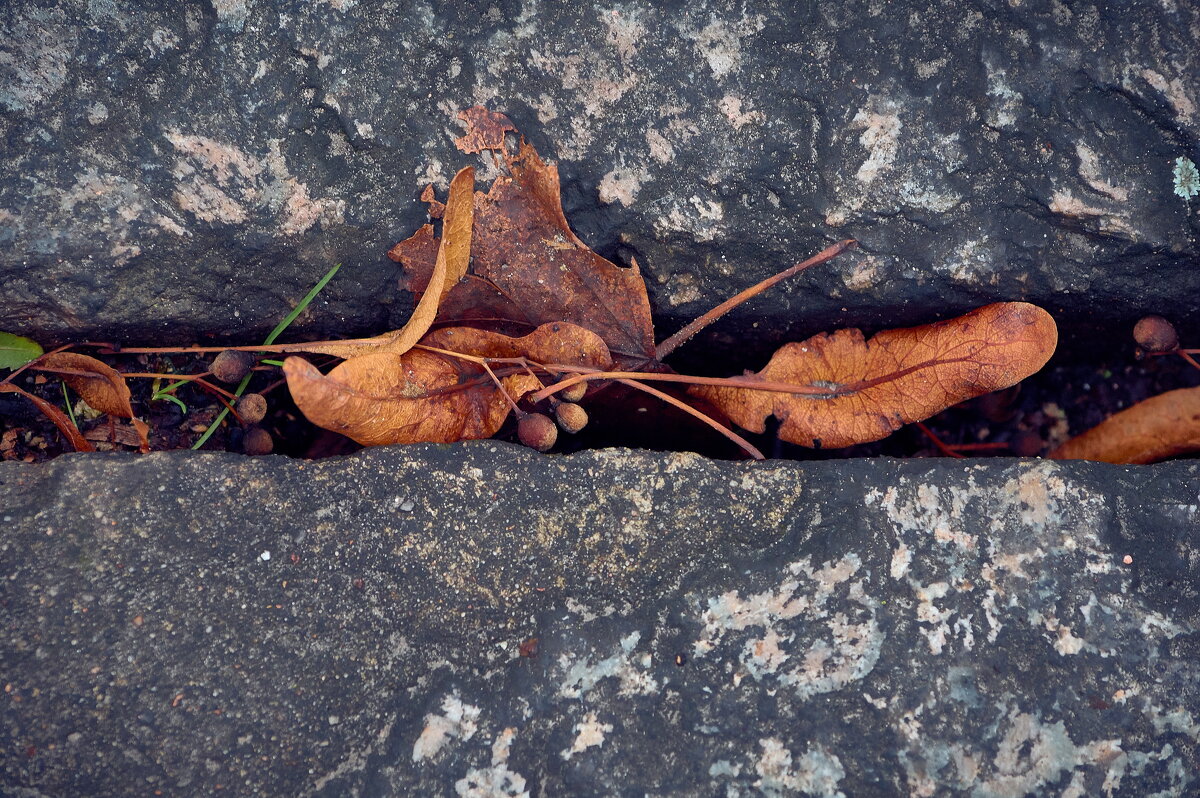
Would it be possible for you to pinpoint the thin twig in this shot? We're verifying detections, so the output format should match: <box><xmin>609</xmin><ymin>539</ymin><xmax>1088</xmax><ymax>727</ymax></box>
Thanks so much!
<box><xmin>655</xmin><ymin>239</ymin><xmax>857</xmax><ymax>360</ymax></box>
<box><xmin>479</xmin><ymin>361</ymin><xmax>523</xmax><ymax>414</ymax></box>
<box><xmin>917</xmin><ymin>422</ymin><xmax>965</xmax><ymax>458</ymax></box>
<box><xmin>122</xmin><ymin>373</ymin><xmax>238</xmax><ymax>401</ymax></box>
<box><xmin>613</xmin><ymin>378</ymin><xmax>765</xmax><ymax>460</ymax></box>
<box><xmin>529</xmin><ymin>370</ymin><xmax>844</xmax><ymax>404</ymax></box>
<box><xmin>1180</xmin><ymin>351</ymin><xmax>1200</xmax><ymax>372</ymax></box>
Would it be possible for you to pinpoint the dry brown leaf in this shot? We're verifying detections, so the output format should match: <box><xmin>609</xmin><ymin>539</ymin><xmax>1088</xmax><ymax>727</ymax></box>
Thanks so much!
<box><xmin>283</xmin><ymin>351</ymin><xmax>539</xmax><ymax>446</ymax></box>
<box><xmin>454</xmin><ymin>106</ymin><xmax>517</xmax><ymax>153</ymax></box>
<box><xmin>39</xmin><ymin>352</ymin><xmax>135</xmax><ymax>418</ymax></box>
<box><xmin>420</xmin><ymin>322</ymin><xmax>612</xmax><ymax>370</ymax></box>
<box><xmin>283</xmin><ymin>322</ymin><xmax>607</xmax><ymax>446</ymax></box>
<box><xmin>0</xmin><ymin>383</ymin><xmax>95</xmax><ymax>452</ymax></box>
<box><xmin>420</xmin><ymin>184</ymin><xmax>445</xmax><ymax>219</ymax></box>
<box><xmin>1049</xmin><ymin>386</ymin><xmax>1200</xmax><ymax>464</ymax></box>
<box><xmin>389</xmin><ymin>138</ymin><xmax>656</xmax><ymax>367</ymax></box>
<box><xmin>692</xmin><ymin>302</ymin><xmax>1057</xmax><ymax>448</ymax></box>
<box><xmin>293</xmin><ymin>166</ymin><xmax>475</xmax><ymax>360</ymax></box>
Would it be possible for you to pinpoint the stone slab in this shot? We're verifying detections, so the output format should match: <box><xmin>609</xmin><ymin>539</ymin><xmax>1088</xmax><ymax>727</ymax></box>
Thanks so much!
<box><xmin>2</xmin><ymin>2</ymin><xmax>1198</xmax><ymax>356</ymax></box>
<box><xmin>1</xmin><ymin>444</ymin><xmax>1197</xmax><ymax>795</ymax></box>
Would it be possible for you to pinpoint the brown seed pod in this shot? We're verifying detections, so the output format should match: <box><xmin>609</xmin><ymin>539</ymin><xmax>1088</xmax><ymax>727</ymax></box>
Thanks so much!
<box><xmin>210</xmin><ymin>350</ymin><xmax>257</xmax><ymax>383</ymax></box>
<box><xmin>237</xmin><ymin>393</ymin><xmax>268</xmax><ymax>425</ymax></box>
<box><xmin>559</xmin><ymin>381</ymin><xmax>587</xmax><ymax>403</ymax></box>
<box><xmin>518</xmin><ymin>412</ymin><xmax>557</xmax><ymax>452</ymax></box>
<box><xmin>242</xmin><ymin>426</ymin><xmax>274</xmax><ymax>456</ymax></box>
<box><xmin>554</xmin><ymin>401</ymin><xmax>589</xmax><ymax>434</ymax></box>
<box><xmin>1133</xmin><ymin>315</ymin><xmax>1178</xmax><ymax>353</ymax></box>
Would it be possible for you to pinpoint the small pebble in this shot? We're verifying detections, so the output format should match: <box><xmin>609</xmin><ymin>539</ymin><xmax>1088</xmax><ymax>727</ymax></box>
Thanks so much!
<box><xmin>1122</xmin><ymin>554</ymin><xmax>1133</xmax><ymax>565</ymax></box>
<box><xmin>259</xmin><ymin>551</ymin><xmax>271</xmax><ymax>562</ymax></box>
<box><xmin>400</xmin><ymin>500</ymin><xmax>415</xmax><ymax>512</ymax></box>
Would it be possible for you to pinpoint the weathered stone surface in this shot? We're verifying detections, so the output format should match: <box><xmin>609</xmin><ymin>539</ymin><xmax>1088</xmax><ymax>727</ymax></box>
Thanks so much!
<box><xmin>2</xmin><ymin>2</ymin><xmax>1198</xmax><ymax>355</ymax></box>
<box><xmin>1</xmin><ymin>444</ymin><xmax>1197</xmax><ymax>795</ymax></box>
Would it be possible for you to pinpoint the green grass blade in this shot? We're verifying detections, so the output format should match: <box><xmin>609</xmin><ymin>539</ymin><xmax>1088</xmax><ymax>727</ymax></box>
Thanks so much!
<box><xmin>159</xmin><ymin>393</ymin><xmax>188</xmax><ymax>413</ymax></box>
<box><xmin>264</xmin><ymin>262</ymin><xmax>342</xmax><ymax>345</ymax></box>
<box><xmin>61</xmin><ymin>382</ymin><xmax>79</xmax><ymax>429</ymax></box>
<box><xmin>191</xmin><ymin>375</ymin><xmax>250</xmax><ymax>450</ymax></box>
<box><xmin>193</xmin><ymin>262</ymin><xmax>342</xmax><ymax>450</ymax></box>
<box><xmin>0</xmin><ymin>331</ymin><xmax>44</xmax><ymax>370</ymax></box>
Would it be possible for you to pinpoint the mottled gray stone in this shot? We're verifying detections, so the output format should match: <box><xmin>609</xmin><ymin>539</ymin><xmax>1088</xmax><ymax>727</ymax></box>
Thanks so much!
<box><xmin>1</xmin><ymin>2</ymin><xmax>1198</xmax><ymax>357</ymax></box>
<box><xmin>1</xmin><ymin>444</ymin><xmax>1197</xmax><ymax>796</ymax></box>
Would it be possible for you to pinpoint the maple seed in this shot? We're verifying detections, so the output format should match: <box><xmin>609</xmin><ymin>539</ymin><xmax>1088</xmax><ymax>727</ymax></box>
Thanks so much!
<box><xmin>237</xmin><ymin>393</ymin><xmax>268</xmax><ymax>425</ymax></box>
<box><xmin>518</xmin><ymin>412</ymin><xmax>558</xmax><ymax>452</ymax></box>
<box><xmin>1133</xmin><ymin>315</ymin><xmax>1178</xmax><ymax>353</ymax></box>
<box><xmin>242</xmin><ymin>426</ymin><xmax>274</xmax><ymax>455</ymax></box>
<box><xmin>558</xmin><ymin>382</ymin><xmax>587</xmax><ymax>403</ymax></box>
<box><xmin>554</xmin><ymin>401</ymin><xmax>589</xmax><ymax>434</ymax></box>
<box><xmin>211</xmin><ymin>350</ymin><xmax>257</xmax><ymax>383</ymax></box>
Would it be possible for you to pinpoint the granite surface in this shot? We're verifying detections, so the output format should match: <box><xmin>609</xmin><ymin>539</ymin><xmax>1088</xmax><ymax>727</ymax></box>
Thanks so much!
<box><xmin>1</xmin><ymin>444</ymin><xmax>1197</xmax><ymax>796</ymax></box>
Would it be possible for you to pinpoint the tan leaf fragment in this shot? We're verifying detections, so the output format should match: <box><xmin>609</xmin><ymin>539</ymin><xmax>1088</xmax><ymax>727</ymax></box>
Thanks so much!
<box><xmin>40</xmin><ymin>352</ymin><xmax>135</xmax><ymax>418</ymax></box>
<box><xmin>454</xmin><ymin>106</ymin><xmax>517</xmax><ymax>153</ymax></box>
<box><xmin>1050</xmin><ymin>386</ymin><xmax>1200</xmax><ymax>464</ymax></box>
<box><xmin>420</xmin><ymin>184</ymin><xmax>445</xmax><ymax>219</ymax></box>
<box><xmin>292</xmin><ymin>166</ymin><xmax>475</xmax><ymax>360</ymax></box>
<box><xmin>420</xmin><ymin>322</ymin><xmax>612</xmax><ymax>370</ymax></box>
<box><xmin>693</xmin><ymin>302</ymin><xmax>1058</xmax><ymax>449</ymax></box>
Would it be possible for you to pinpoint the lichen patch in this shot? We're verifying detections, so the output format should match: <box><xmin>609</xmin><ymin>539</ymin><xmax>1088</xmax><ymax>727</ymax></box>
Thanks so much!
<box><xmin>165</xmin><ymin>131</ymin><xmax>345</xmax><ymax>234</ymax></box>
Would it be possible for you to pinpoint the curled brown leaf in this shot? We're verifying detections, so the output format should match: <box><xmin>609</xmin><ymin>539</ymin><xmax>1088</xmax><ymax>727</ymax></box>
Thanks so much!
<box><xmin>283</xmin><ymin>351</ymin><xmax>540</xmax><ymax>446</ymax></box>
<box><xmin>1050</xmin><ymin>386</ymin><xmax>1200</xmax><ymax>464</ymax></box>
<box><xmin>39</xmin><ymin>352</ymin><xmax>134</xmax><ymax>418</ymax></box>
<box><xmin>0</xmin><ymin>383</ymin><xmax>95</xmax><ymax>452</ymax></box>
<box><xmin>692</xmin><ymin>302</ymin><xmax>1058</xmax><ymax>449</ymax></box>
<box><xmin>292</xmin><ymin>166</ymin><xmax>476</xmax><ymax>360</ymax></box>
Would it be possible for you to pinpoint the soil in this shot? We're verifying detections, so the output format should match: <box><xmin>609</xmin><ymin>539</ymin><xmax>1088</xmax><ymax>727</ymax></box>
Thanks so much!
<box><xmin>3</xmin><ymin>341</ymin><xmax>1198</xmax><ymax>465</ymax></box>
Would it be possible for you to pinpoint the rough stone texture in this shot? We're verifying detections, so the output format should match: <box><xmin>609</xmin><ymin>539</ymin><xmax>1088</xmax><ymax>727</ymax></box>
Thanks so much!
<box><xmin>2</xmin><ymin>2</ymin><xmax>1198</xmax><ymax>356</ymax></box>
<box><xmin>1</xmin><ymin>444</ymin><xmax>1197</xmax><ymax>796</ymax></box>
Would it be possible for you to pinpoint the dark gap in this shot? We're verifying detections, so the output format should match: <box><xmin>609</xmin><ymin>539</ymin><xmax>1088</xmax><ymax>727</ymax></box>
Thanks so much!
<box><xmin>4</xmin><ymin>338</ymin><xmax>1199</xmax><ymax>464</ymax></box>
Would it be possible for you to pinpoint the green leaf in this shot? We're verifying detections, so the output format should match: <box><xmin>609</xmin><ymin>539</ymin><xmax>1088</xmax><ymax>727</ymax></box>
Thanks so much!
<box><xmin>0</xmin><ymin>332</ymin><xmax>44</xmax><ymax>370</ymax></box>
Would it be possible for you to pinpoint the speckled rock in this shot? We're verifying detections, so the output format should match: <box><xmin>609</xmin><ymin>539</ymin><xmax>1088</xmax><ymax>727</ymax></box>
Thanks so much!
<box><xmin>1</xmin><ymin>2</ymin><xmax>1198</xmax><ymax>356</ymax></box>
<box><xmin>1</xmin><ymin>444</ymin><xmax>1197</xmax><ymax>796</ymax></box>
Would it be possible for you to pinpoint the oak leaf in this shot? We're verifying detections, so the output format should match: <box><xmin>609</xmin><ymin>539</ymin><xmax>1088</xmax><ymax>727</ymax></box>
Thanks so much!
<box><xmin>389</xmin><ymin>131</ymin><xmax>655</xmax><ymax>367</ymax></box>
<box><xmin>1050</xmin><ymin>386</ymin><xmax>1200</xmax><ymax>464</ymax></box>
<box><xmin>283</xmin><ymin>322</ymin><xmax>610</xmax><ymax>446</ymax></box>
<box><xmin>692</xmin><ymin>302</ymin><xmax>1057</xmax><ymax>448</ymax></box>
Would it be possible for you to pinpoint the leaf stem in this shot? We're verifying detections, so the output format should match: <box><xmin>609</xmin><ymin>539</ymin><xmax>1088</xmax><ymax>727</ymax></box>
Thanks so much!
<box><xmin>613</xmin><ymin>377</ymin><xmax>764</xmax><ymax>460</ymax></box>
<box><xmin>528</xmin><ymin>370</ymin><xmax>843</xmax><ymax>404</ymax></box>
<box><xmin>654</xmin><ymin>239</ymin><xmax>857</xmax><ymax>360</ymax></box>
<box><xmin>479</xmin><ymin>360</ymin><xmax>524</xmax><ymax>414</ymax></box>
